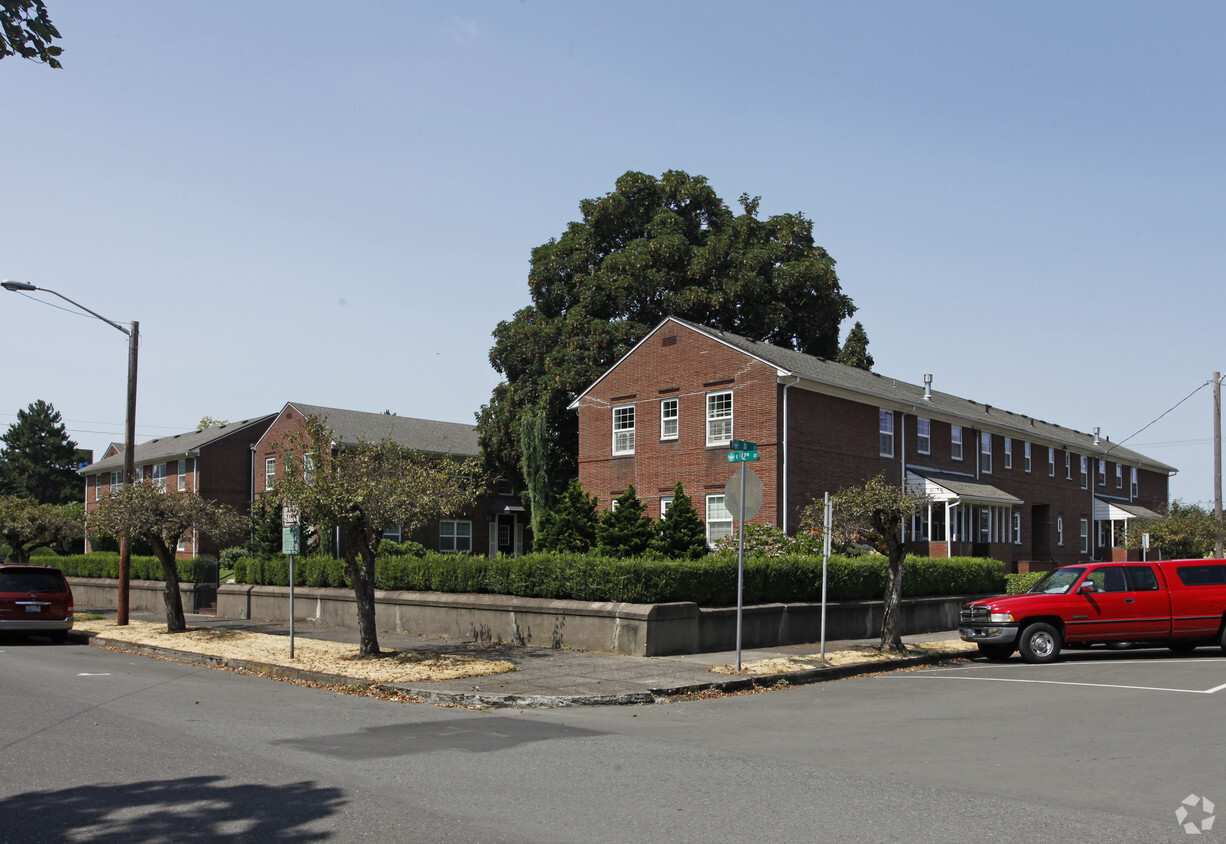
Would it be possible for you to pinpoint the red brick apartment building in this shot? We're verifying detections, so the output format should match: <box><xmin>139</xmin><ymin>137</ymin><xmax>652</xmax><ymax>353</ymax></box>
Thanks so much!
<box><xmin>570</xmin><ymin>318</ymin><xmax>1175</xmax><ymax>571</ymax></box>
<box><xmin>82</xmin><ymin>415</ymin><xmax>276</xmax><ymax>558</ymax></box>
<box><xmin>252</xmin><ymin>402</ymin><xmax>525</xmax><ymax>557</ymax></box>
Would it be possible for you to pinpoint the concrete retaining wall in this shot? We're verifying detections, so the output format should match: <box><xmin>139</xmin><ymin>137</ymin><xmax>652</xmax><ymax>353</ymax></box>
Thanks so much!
<box><xmin>72</xmin><ymin>578</ymin><xmax>979</xmax><ymax>657</ymax></box>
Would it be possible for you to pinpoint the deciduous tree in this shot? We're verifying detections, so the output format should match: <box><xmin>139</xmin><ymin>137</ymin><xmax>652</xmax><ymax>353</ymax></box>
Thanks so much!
<box><xmin>0</xmin><ymin>400</ymin><xmax>85</xmax><ymax>504</ymax></box>
<box><xmin>264</xmin><ymin>415</ymin><xmax>485</xmax><ymax>656</ymax></box>
<box><xmin>1126</xmin><ymin>500</ymin><xmax>1221</xmax><ymax>560</ymax></box>
<box><xmin>0</xmin><ymin>495</ymin><xmax>82</xmax><ymax>562</ymax></box>
<box><xmin>87</xmin><ymin>482</ymin><xmax>243</xmax><ymax>633</ymax></box>
<box><xmin>0</xmin><ymin>0</ymin><xmax>62</xmax><ymax>67</ymax></box>
<box><xmin>801</xmin><ymin>476</ymin><xmax>927</xmax><ymax>652</ymax></box>
<box><xmin>478</xmin><ymin>169</ymin><xmax>856</xmax><ymax>485</ymax></box>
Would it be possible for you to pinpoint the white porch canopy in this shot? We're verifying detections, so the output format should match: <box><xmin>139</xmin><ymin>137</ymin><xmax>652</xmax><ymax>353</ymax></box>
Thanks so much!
<box><xmin>906</xmin><ymin>469</ymin><xmax>1024</xmax><ymax>552</ymax></box>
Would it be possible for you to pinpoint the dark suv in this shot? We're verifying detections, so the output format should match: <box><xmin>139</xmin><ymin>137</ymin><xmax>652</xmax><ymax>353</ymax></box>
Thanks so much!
<box><xmin>0</xmin><ymin>564</ymin><xmax>74</xmax><ymax>642</ymax></box>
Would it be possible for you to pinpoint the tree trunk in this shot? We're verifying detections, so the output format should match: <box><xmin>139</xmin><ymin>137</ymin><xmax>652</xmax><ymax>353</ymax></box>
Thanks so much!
<box><xmin>346</xmin><ymin>530</ymin><xmax>381</xmax><ymax>657</ymax></box>
<box><xmin>879</xmin><ymin>536</ymin><xmax>906</xmax><ymax>653</ymax></box>
<box><xmin>154</xmin><ymin>542</ymin><xmax>187</xmax><ymax>633</ymax></box>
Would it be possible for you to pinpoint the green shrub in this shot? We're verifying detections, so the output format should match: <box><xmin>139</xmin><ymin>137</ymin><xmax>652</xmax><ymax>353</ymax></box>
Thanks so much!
<box><xmin>1006</xmin><ymin>572</ymin><xmax>1045</xmax><ymax>594</ymax></box>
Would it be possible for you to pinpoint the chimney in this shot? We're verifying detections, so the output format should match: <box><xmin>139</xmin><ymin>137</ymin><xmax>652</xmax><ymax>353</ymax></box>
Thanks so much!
<box><xmin>923</xmin><ymin>374</ymin><xmax>933</xmax><ymax>401</ymax></box>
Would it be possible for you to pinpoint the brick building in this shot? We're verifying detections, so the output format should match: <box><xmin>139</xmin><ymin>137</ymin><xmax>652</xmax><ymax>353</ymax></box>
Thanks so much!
<box><xmin>252</xmin><ymin>402</ymin><xmax>525</xmax><ymax>557</ymax></box>
<box><xmin>82</xmin><ymin>415</ymin><xmax>276</xmax><ymax>558</ymax></box>
<box><xmin>570</xmin><ymin>317</ymin><xmax>1175</xmax><ymax>571</ymax></box>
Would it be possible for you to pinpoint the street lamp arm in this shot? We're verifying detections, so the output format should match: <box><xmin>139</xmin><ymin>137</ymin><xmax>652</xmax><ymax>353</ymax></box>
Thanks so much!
<box><xmin>2</xmin><ymin>279</ymin><xmax>130</xmax><ymax>336</ymax></box>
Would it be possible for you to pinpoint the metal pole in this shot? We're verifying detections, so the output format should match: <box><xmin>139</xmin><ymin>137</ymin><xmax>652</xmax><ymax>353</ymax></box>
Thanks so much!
<box><xmin>289</xmin><ymin>553</ymin><xmax>296</xmax><ymax>659</ymax></box>
<box><xmin>735</xmin><ymin>465</ymin><xmax>746</xmax><ymax>672</ymax></box>
<box><xmin>1214</xmin><ymin>372</ymin><xmax>1222</xmax><ymax>558</ymax></box>
<box><xmin>821</xmin><ymin>492</ymin><xmax>830</xmax><ymax>659</ymax></box>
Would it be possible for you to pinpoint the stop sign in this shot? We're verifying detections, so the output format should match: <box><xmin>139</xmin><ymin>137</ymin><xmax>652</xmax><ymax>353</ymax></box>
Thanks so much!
<box><xmin>724</xmin><ymin>467</ymin><xmax>764</xmax><ymax>520</ymax></box>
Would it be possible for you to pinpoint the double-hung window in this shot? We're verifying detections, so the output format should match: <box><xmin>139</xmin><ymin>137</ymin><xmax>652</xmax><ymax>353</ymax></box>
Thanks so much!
<box><xmin>1057</xmin><ymin>517</ymin><xmax>1064</xmax><ymax>546</ymax></box>
<box><xmin>1003</xmin><ymin>438</ymin><xmax>1012</xmax><ymax>470</ymax></box>
<box><xmin>612</xmin><ymin>405</ymin><xmax>635</xmax><ymax>455</ymax></box>
<box><xmin>706</xmin><ymin>494</ymin><xmax>733</xmax><ymax>546</ymax></box>
<box><xmin>94</xmin><ymin>475</ymin><xmax>102</xmax><ymax>501</ymax></box>
<box><xmin>1012</xmin><ymin>513</ymin><xmax>1021</xmax><ymax>544</ymax></box>
<box><xmin>917</xmin><ymin>418</ymin><xmax>931</xmax><ymax>455</ymax></box>
<box><xmin>177</xmin><ymin>459</ymin><xmax>187</xmax><ymax>491</ymax></box>
<box><xmin>980</xmin><ymin>433</ymin><xmax>992</xmax><ymax>473</ymax></box>
<box><xmin>1079</xmin><ymin>519</ymin><xmax>1089</xmax><ymax>553</ymax></box>
<box><xmin>1065</xmin><ymin>452</ymin><xmax>1072</xmax><ymax>480</ymax></box>
<box><xmin>706</xmin><ymin>391</ymin><xmax>733</xmax><ymax>446</ymax></box>
<box><xmin>1116</xmin><ymin>465</ymin><xmax>1123</xmax><ymax>489</ymax></box>
<box><xmin>152</xmin><ymin>463</ymin><xmax>167</xmax><ymax>491</ymax></box>
<box><xmin>660</xmin><ymin>496</ymin><xmax>674</xmax><ymax>519</ymax></box>
<box><xmin>1048</xmin><ymin>448</ymin><xmax>1056</xmax><ymax>477</ymax></box>
<box><xmin>1024</xmin><ymin>442</ymin><xmax>1032</xmax><ymax>473</ymax></box>
<box><xmin>660</xmin><ymin>398</ymin><xmax>678</xmax><ymax>441</ymax></box>
<box><xmin>1097</xmin><ymin>459</ymin><xmax>1106</xmax><ymax>487</ymax></box>
<box><xmin>110</xmin><ymin>471</ymin><xmax>122</xmax><ymax>490</ymax></box>
<box><xmin>951</xmin><ymin>426</ymin><xmax>963</xmax><ymax>461</ymax></box>
<box><xmin>1079</xmin><ymin>456</ymin><xmax>1088</xmax><ymax>489</ymax></box>
<box><xmin>1130</xmin><ymin>468</ymin><xmax>1139</xmax><ymax>498</ymax></box>
<box><xmin>439</xmin><ymin>520</ymin><xmax>472</xmax><ymax>553</ymax></box>
<box><xmin>879</xmin><ymin>410</ymin><xmax>894</xmax><ymax>457</ymax></box>
<box><xmin>265</xmin><ymin>457</ymin><xmax>276</xmax><ymax>491</ymax></box>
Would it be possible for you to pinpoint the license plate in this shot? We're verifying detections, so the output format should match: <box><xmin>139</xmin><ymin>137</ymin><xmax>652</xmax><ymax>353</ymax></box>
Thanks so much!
<box><xmin>25</xmin><ymin>605</ymin><xmax>41</xmax><ymax>613</ymax></box>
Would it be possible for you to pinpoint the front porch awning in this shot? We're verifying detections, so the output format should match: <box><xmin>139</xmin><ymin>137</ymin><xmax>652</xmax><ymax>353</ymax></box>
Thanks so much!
<box><xmin>907</xmin><ymin>469</ymin><xmax>1023</xmax><ymax>506</ymax></box>
<box><xmin>1094</xmin><ymin>497</ymin><xmax>1162</xmax><ymax>522</ymax></box>
<box><xmin>488</xmin><ymin>502</ymin><xmax>526</xmax><ymax>516</ymax></box>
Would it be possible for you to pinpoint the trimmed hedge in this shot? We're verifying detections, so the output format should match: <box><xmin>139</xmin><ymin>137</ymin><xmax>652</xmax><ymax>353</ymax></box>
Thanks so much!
<box><xmin>53</xmin><ymin>552</ymin><xmax>194</xmax><ymax>582</ymax></box>
<box><xmin>1005</xmin><ymin>572</ymin><xmax>1045</xmax><ymax>594</ymax></box>
<box><xmin>228</xmin><ymin>552</ymin><xmax>1006</xmax><ymax>607</ymax></box>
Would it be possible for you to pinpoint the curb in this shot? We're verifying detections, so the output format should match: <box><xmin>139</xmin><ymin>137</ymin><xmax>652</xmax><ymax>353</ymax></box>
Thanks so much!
<box><xmin>73</xmin><ymin>629</ymin><xmax>972</xmax><ymax>708</ymax></box>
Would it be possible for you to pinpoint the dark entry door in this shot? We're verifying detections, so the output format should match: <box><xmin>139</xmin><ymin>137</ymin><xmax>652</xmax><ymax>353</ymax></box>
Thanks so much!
<box><xmin>497</xmin><ymin>514</ymin><xmax>516</xmax><ymax>556</ymax></box>
<box><xmin>1031</xmin><ymin>505</ymin><xmax>1051</xmax><ymax>559</ymax></box>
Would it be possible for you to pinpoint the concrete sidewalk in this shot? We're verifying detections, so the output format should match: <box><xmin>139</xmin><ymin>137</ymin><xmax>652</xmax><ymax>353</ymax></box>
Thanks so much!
<box><xmin>73</xmin><ymin>608</ymin><xmax>976</xmax><ymax>708</ymax></box>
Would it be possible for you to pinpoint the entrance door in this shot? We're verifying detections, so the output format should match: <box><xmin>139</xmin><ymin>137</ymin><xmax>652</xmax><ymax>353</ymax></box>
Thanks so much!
<box><xmin>496</xmin><ymin>514</ymin><xmax>516</xmax><ymax>557</ymax></box>
<box><xmin>1030</xmin><ymin>505</ymin><xmax>1050</xmax><ymax>559</ymax></box>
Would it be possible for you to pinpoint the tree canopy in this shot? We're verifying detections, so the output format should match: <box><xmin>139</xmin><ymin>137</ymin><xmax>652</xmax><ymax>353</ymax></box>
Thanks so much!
<box><xmin>0</xmin><ymin>495</ymin><xmax>82</xmax><ymax>562</ymax></box>
<box><xmin>0</xmin><ymin>400</ymin><xmax>85</xmax><ymax>505</ymax></box>
<box><xmin>650</xmin><ymin>483</ymin><xmax>706</xmax><ymax>560</ymax></box>
<box><xmin>836</xmin><ymin>321</ymin><xmax>874</xmax><ymax>371</ymax></box>
<box><xmin>478</xmin><ymin>169</ymin><xmax>856</xmax><ymax>484</ymax></box>
<box><xmin>88</xmin><ymin>482</ymin><xmax>244</xmax><ymax>632</ymax></box>
<box><xmin>264</xmin><ymin>415</ymin><xmax>485</xmax><ymax>656</ymax></box>
<box><xmin>1126</xmin><ymin>500</ymin><xmax>1223</xmax><ymax>560</ymax></box>
<box><xmin>0</xmin><ymin>1</ymin><xmax>62</xmax><ymax>67</ymax></box>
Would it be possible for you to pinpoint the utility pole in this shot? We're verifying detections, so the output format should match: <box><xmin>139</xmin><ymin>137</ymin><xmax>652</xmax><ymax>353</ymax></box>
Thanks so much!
<box><xmin>1215</xmin><ymin>372</ymin><xmax>1222</xmax><ymax>558</ymax></box>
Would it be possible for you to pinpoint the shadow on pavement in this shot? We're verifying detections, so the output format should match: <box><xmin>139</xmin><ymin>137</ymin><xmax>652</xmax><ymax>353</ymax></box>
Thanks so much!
<box><xmin>0</xmin><ymin>776</ymin><xmax>345</xmax><ymax>842</ymax></box>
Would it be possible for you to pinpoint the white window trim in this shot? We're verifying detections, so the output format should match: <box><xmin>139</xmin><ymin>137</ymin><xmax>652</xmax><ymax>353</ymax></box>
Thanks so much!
<box><xmin>265</xmin><ymin>457</ymin><xmax>276</xmax><ymax>491</ymax></box>
<box><xmin>917</xmin><ymin>418</ymin><xmax>931</xmax><ymax>455</ymax></box>
<box><xmin>705</xmin><ymin>494</ymin><xmax>733</xmax><ymax>546</ymax></box>
<box><xmin>951</xmin><ymin>426</ymin><xmax>963</xmax><ymax>461</ymax></box>
<box><xmin>1116</xmin><ymin>464</ymin><xmax>1123</xmax><ymax>489</ymax></box>
<box><xmin>706</xmin><ymin>391</ymin><xmax>733</xmax><ymax>447</ymax></box>
<box><xmin>1057</xmin><ymin>517</ymin><xmax>1064</xmax><ymax>546</ymax></box>
<box><xmin>152</xmin><ymin>462</ymin><xmax>167</xmax><ymax>491</ymax></box>
<box><xmin>439</xmin><ymin>520</ymin><xmax>472</xmax><ymax>553</ymax></box>
<box><xmin>1048</xmin><ymin>448</ymin><xmax>1056</xmax><ymax>477</ymax></box>
<box><xmin>1079</xmin><ymin>518</ymin><xmax>1089</xmax><ymax>553</ymax></box>
<box><xmin>1024</xmin><ymin>441</ymin><xmax>1032</xmax><ymax>473</ymax></box>
<box><xmin>1065</xmin><ymin>452</ymin><xmax>1072</xmax><ymax>480</ymax></box>
<box><xmin>1079</xmin><ymin>455</ymin><xmax>1088</xmax><ymax>489</ymax></box>
<box><xmin>660</xmin><ymin>496</ymin><xmax>674</xmax><ymax>518</ymax></box>
<box><xmin>1130</xmin><ymin>468</ymin><xmax>1139</xmax><ymax>498</ymax></box>
<box><xmin>177</xmin><ymin>459</ymin><xmax>187</xmax><ymax>492</ymax></box>
<box><xmin>879</xmin><ymin>410</ymin><xmax>894</xmax><ymax>458</ymax></box>
<box><xmin>980</xmin><ymin>432</ymin><xmax>992</xmax><ymax>474</ymax></box>
<box><xmin>660</xmin><ymin>398</ymin><xmax>678</xmax><ymax>441</ymax></box>
<box><xmin>1012</xmin><ymin>513</ymin><xmax>1021</xmax><ymax>545</ymax></box>
<box><xmin>1004</xmin><ymin>438</ymin><xmax>1012</xmax><ymax>470</ymax></box>
<box><xmin>1098</xmin><ymin>459</ymin><xmax>1106</xmax><ymax>486</ymax></box>
<box><xmin>612</xmin><ymin>405</ymin><xmax>635</xmax><ymax>455</ymax></box>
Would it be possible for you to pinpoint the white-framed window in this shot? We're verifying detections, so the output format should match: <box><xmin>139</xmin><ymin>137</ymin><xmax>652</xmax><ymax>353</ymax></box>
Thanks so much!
<box><xmin>612</xmin><ymin>405</ymin><xmax>635</xmax><ymax>455</ymax></box>
<box><xmin>1098</xmin><ymin>459</ymin><xmax>1106</xmax><ymax>487</ymax></box>
<box><xmin>152</xmin><ymin>462</ymin><xmax>167</xmax><ymax>491</ymax></box>
<box><xmin>1116</xmin><ymin>464</ymin><xmax>1123</xmax><ymax>489</ymax></box>
<box><xmin>177</xmin><ymin>535</ymin><xmax>187</xmax><ymax>553</ymax></box>
<box><xmin>1024</xmin><ymin>441</ymin><xmax>1032</xmax><ymax>473</ymax></box>
<box><xmin>978</xmin><ymin>508</ymin><xmax>991</xmax><ymax>542</ymax></box>
<box><xmin>1079</xmin><ymin>519</ymin><xmax>1089</xmax><ymax>553</ymax></box>
<box><xmin>706</xmin><ymin>391</ymin><xmax>733</xmax><ymax>446</ymax></box>
<box><xmin>980</xmin><ymin>433</ymin><xmax>992</xmax><ymax>474</ymax></box>
<box><xmin>1012</xmin><ymin>513</ymin><xmax>1022</xmax><ymax>544</ymax></box>
<box><xmin>135</xmin><ymin>466</ymin><xmax>144</xmax><ymax>481</ymax></box>
<box><xmin>265</xmin><ymin>457</ymin><xmax>276</xmax><ymax>491</ymax></box>
<box><xmin>1079</xmin><ymin>455</ymin><xmax>1088</xmax><ymax>489</ymax></box>
<box><xmin>177</xmin><ymin>459</ymin><xmax>187</xmax><ymax>492</ymax></box>
<box><xmin>1004</xmin><ymin>438</ymin><xmax>1012</xmax><ymax>470</ymax></box>
<box><xmin>110</xmin><ymin>471</ymin><xmax>122</xmax><ymax>490</ymax></box>
<box><xmin>439</xmin><ymin>520</ymin><xmax>472</xmax><ymax>553</ymax></box>
<box><xmin>94</xmin><ymin>475</ymin><xmax>102</xmax><ymax>501</ymax></box>
<box><xmin>1057</xmin><ymin>517</ymin><xmax>1064</xmax><ymax>546</ymax></box>
<box><xmin>304</xmin><ymin>452</ymin><xmax>315</xmax><ymax>485</ymax></box>
<box><xmin>706</xmin><ymin>494</ymin><xmax>733</xmax><ymax>546</ymax></box>
<box><xmin>1130</xmin><ymin>468</ymin><xmax>1139</xmax><ymax>498</ymax></box>
<box><xmin>1065</xmin><ymin>452</ymin><xmax>1072</xmax><ymax>480</ymax></box>
<box><xmin>917</xmin><ymin>418</ymin><xmax>931</xmax><ymax>455</ymax></box>
<box><xmin>951</xmin><ymin>426</ymin><xmax>963</xmax><ymax>461</ymax></box>
<box><xmin>660</xmin><ymin>496</ymin><xmax>674</xmax><ymax>518</ymax></box>
<box><xmin>879</xmin><ymin>410</ymin><xmax>894</xmax><ymax>457</ymax></box>
<box><xmin>382</xmin><ymin>525</ymin><xmax>403</xmax><ymax>542</ymax></box>
<box><xmin>660</xmin><ymin>398</ymin><xmax>678</xmax><ymax>441</ymax></box>
<box><xmin>1048</xmin><ymin>448</ymin><xmax>1056</xmax><ymax>477</ymax></box>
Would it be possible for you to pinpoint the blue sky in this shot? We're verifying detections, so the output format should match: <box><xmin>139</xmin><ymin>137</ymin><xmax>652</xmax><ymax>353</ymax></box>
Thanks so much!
<box><xmin>2</xmin><ymin>1</ymin><xmax>1222</xmax><ymax>507</ymax></box>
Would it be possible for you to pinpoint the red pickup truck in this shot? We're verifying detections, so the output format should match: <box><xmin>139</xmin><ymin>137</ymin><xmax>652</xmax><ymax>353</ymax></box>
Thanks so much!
<box><xmin>960</xmin><ymin>559</ymin><xmax>1226</xmax><ymax>663</ymax></box>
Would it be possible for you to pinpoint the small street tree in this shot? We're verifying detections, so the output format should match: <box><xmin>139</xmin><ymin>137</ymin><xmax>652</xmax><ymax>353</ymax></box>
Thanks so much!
<box><xmin>0</xmin><ymin>400</ymin><xmax>85</xmax><ymax>504</ymax></box>
<box><xmin>1126</xmin><ymin>500</ymin><xmax>1220</xmax><ymax>560</ymax></box>
<box><xmin>801</xmin><ymin>475</ymin><xmax>927</xmax><ymax>652</ymax></box>
<box><xmin>265</xmin><ymin>415</ymin><xmax>485</xmax><ymax>657</ymax></box>
<box><xmin>534</xmin><ymin>480</ymin><xmax>598</xmax><ymax>553</ymax></box>
<box><xmin>88</xmin><ymin>482</ymin><xmax>244</xmax><ymax>633</ymax></box>
<box><xmin>650</xmin><ymin>483</ymin><xmax>707</xmax><ymax>559</ymax></box>
<box><xmin>0</xmin><ymin>495</ymin><xmax>82</xmax><ymax>562</ymax></box>
<box><xmin>596</xmin><ymin>485</ymin><xmax>655</xmax><ymax>557</ymax></box>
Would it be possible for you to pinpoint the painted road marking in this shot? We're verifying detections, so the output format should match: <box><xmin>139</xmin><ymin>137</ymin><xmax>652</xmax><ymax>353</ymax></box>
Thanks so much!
<box><xmin>889</xmin><ymin>658</ymin><xmax>1226</xmax><ymax>694</ymax></box>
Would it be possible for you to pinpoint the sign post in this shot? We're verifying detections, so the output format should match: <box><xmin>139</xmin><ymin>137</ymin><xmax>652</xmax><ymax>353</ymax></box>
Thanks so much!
<box><xmin>282</xmin><ymin>505</ymin><xmax>300</xmax><ymax>659</ymax></box>
<box><xmin>725</xmin><ymin>442</ymin><xmax>762</xmax><ymax>671</ymax></box>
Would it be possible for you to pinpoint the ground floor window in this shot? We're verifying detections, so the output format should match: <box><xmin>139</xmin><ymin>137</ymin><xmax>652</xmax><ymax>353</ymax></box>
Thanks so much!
<box><xmin>705</xmin><ymin>495</ymin><xmax>732</xmax><ymax>546</ymax></box>
<box><xmin>440</xmin><ymin>520</ymin><xmax>472</xmax><ymax>553</ymax></box>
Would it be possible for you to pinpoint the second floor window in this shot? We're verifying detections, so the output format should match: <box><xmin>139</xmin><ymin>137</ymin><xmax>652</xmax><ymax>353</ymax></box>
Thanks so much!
<box><xmin>1098</xmin><ymin>459</ymin><xmax>1107</xmax><ymax>487</ymax></box>
<box><xmin>1131</xmin><ymin>468</ymin><xmax>1139</xmax><ymax>497</ymax></box>
<box><xmin>265</xmin><ymin>457</ymin><xmax>276</xmax><ymax>491</ymax></box>
<box><xmin>1003</xmin><ymin>438</ymin><xmax>1012</xmax><ymax>470</ymax></box>
<box><xmin>1079</xmin><ymin>455</ymin><xmax>1088</xmax><ymax>489</ymax></box>
<box><xmin>917</xmin><ymin>418</ymin><xmax>931</xmax><ymax>455</ymax></box>
<box><xmin>1048</xmin><ymin>448</ymin><xmax>1056</xmax><ymax>477</ymax></box>
<box><xmin>879</xmin><ymin>410</ymin><xmax>894</xmax><ymax>457</ymax></box>
<box><xmin>660</xmin><ymin>398</ymin><xmax>678</xmax><ymax>440</ymax></box>
<box><xmin>1024</xmin><ymin>441</ymin><xmax>1032</xmax><ymax>473</ymax></box>
<box><xmin>152</xmin><ymin>463</ymin><xmax>167</xmax><ymax>491</ymax></box>
<box><xmin>951</xmin><ymin>426</ymin><xmax>963</xmax><ymax>461</ymax></box>
<box><xmin>177</xmin><ymin>459</ymin><xmax>187</xmax><ymax>491</ymax></box>
<box><xmin>980</xmin><ymin>433</ymin><xmax>992</xmax><ymax>473</ymax></box>
<box><xmin>612</xmin><ymin>405</ymin><xmax>635</xmax><ymax>455</ymax></box>
<box><xmin>707</xmin><ymin>391</ymin><xmax>733</xmax><ymax>446</ymax></box>
<box><xmin>1116</xmin><ymin>464</ymin><xmax>1123</xmax><ymax>488</ymax></box>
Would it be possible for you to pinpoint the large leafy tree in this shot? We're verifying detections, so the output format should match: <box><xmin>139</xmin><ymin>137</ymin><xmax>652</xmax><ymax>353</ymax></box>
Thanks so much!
<box><xmin>0</xmin><ymin>0</ymin><xmax>62</xmax><ymax>67</ymax></box>
<box><xmin>0</xmin><ymin>495</ymin><xmax>82</xmax><ymax>562</ymax></box>
<box><xmin>0</xmin><ymin>400</ymin><xmax>85</xmax><ymax>504</ymax></box>
<box><xmin>1126</xmin><ymin>500</ymin><xmax>1222</xmax><ymax>560</ymax></box>
<box><xmin>264</xmin><ymin>415</ymin><xmax>485</xmax><ymax>657</ymax></box>
<box><xmin>801</xmin><ymin>476</ymin><xmax>928</xmax><ymax>653</ymax></box>
<box><xmin>87</xmin><ymin>482</ymin><xmax>244</xmax><ymax>633</ymax></box>
<box><xmin>478</xmin><ymin>169</ymin><xmax>856</xmax><ymax>485</ymax></box>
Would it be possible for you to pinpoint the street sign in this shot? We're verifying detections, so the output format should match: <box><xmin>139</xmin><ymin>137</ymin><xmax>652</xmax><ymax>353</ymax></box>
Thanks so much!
<box><xmin>730</xmin><ymin>439</ymin><xmax>757</xmax><ymax>451</ymax></box>
<box><xmin>282</xmin><ymin>526</ymin><xmax>301</xmax><ymax>555</ymax></box>
<box><xmin>726</xmin><ymin>450</ymin><xmax>760</xmax><ymax>462</ymax></box>
<box><xmin>725</xmin><ymin>467</ymin><xmax>764</xmax><ymax>520</ymax></box>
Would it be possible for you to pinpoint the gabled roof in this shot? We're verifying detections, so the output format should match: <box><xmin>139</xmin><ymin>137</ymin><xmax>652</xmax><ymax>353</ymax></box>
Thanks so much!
<box><xmin>572</xmin><ymin>316</ymin><xmax>1176</xmax><ymax>475</ymax></box>
<box><xmin>280</xmin><ymin>403</ymin><xmax>479</xmax><ymax>456</ymax></box>
<box><xmin>909</xmin><ymin>469</ymin><xmax>1023</xmax><ymax>506</ymax></box>
<box><xmin>82</xmin><ymin>414</ymin><xmax>278</xmax><ymax>474</ymax></box>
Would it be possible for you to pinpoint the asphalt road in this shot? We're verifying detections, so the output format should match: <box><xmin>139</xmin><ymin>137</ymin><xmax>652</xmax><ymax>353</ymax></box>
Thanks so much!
<box><xmin>2</xmin><ymin>637</ymin><xmax>1222</xmax><ymax>842</ymax></box>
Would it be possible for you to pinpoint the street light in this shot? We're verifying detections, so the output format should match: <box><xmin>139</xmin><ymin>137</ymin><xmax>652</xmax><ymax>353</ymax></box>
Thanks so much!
<box><xmin>2</xmin><ymin>279</ymin><xmax>138</xmax><ymax>625</ymax></box>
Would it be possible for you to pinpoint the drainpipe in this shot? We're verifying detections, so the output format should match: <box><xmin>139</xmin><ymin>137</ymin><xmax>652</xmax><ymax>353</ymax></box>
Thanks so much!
<box><xmin>781</xmin><ymin>375</ymin><xmax>800</xmax><ymax>534</ymax></box>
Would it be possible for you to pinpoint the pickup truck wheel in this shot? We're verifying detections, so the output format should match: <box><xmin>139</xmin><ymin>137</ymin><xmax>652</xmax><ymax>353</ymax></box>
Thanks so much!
<box><xmin>977</xmin><ymin>644</ymin><xmax>1014</xmax><ymax>662</ymax></box>
<box><xmin>1220</xmin><ymin>625</ymin><xmax>1226</xmax><ymax>655</ymax></box>
<box><xmin>1019</xmin><ymin>622</ymin><xmax>1062</xmax><ymax>664</ymax></box>
<box><xmin>1168</xmin><ymin>641</ymin><xmax>1197</xmax><ymax>654</ymax></box>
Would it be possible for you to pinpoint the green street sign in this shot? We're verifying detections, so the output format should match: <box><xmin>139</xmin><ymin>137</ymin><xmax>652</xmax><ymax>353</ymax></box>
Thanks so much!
<box><xmin>282</xmin><ymin>526</ymin><xmax>301</xmax><ymax>555</ymax></box>
<box><xmin>726</xmin><ymin>450</ymin><xmax>760</xmax><ymax>463</ymax></box>
<box><xmin>730</xmin><ymin>439</ymin><xmax>757</xmax><ymax>451</ymax></box>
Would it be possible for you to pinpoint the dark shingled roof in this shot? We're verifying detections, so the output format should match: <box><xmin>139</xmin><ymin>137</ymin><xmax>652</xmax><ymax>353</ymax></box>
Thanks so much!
<box><xmin>82</xmin><ymin>414</ymin><xmax>277</xmax><ymax>474</ymax></box>
<box><xmin>284</xmin><ymin>403</ymin><xmax>479</xmax><ymax>456</ymax></box>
